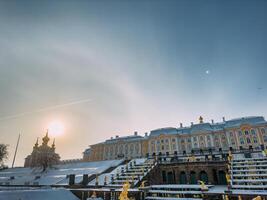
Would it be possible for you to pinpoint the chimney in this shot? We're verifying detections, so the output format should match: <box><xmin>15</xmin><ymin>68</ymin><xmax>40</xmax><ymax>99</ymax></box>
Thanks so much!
<box><xmin>116</xmin><ymin>135</ymin><xmax>119</xmax><ymax>138</ymax></box>
<box><xmin>134</xmin><ymin>131</ymin><xmax>138</xmax><ymax>136</ymax></box>
<box><xmin>223</xmin><ymin>117</ymin><xmax>225</xmax><ymax>122</ymax></box>
<box><xmin>211</xmin><ymin>119</ymin><xmax>214</xmax><ymax>124</ymax></box>
<box><xmin>191</xmin><ymin>122</ymin><xmax>194</xmax><ymax>126</ymax></box>
<box><xmin>145</xmin><ymin>132</ymin><xmax>148</xmax><ymax>137</ymax></box>
<box><xmin>180</xmin><ymin>123</ymin><xmax>183</xmax><ymax>128</ymax></box>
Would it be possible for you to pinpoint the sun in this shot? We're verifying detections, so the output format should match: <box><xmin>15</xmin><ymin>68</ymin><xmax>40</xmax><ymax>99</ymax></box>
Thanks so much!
<box><xmin>48</xmin><ymin>121</ymin><xmax>64</xmax><ymax>137</ymax></box>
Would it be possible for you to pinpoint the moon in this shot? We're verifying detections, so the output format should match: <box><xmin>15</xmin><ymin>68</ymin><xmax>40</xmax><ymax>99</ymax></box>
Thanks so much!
<box><xmin>48</xmin><ymin>121</ymin><xmax>65</xmax><ymax>137</ymax></box>
<box><xmin>205</xmin><ymin>70</ymin><xmax>210</xmax><ymax>74</ymax></box>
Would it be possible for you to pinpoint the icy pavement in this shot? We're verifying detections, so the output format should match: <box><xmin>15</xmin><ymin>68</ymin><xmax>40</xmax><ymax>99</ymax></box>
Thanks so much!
<box><xmin>0</xmin><ymin>188</ymin><xmax>79</xmax><ymax>200</ymax></box>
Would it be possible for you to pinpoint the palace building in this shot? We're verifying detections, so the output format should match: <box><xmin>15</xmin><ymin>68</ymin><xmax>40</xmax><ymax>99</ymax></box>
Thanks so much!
<box><xmin>84</xmin><ymin>116</ymin><xmax>267</xmax><ymax>161</ymax></box>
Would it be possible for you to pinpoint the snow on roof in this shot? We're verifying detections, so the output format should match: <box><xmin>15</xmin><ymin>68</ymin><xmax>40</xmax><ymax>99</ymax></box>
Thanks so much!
<box><xmin>149</xmin><ymin>116</ymin><xmax>266</xmax><ymax>136</ymax></box>
<box><xmin>150</xmin><ymin>128</ymin><xmax>178</xmax><ymax>137</ymax></box>
<box><xmin>0</xmin><ymin>188</ymin><xmax>79</xmax><ymax>200</ymax></box>
<box><xmin>105</xmin><ymin>135</ymin><xmax>144</xmax><ymax>143</ymax></box>
<box><xmin>0</xmin><ymin>160</ymin><xmax>123</xmax><ymax>186</ymax></box>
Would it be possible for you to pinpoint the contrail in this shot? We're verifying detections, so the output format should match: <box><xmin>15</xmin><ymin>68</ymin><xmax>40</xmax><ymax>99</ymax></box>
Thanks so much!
<box><xmin>0</xmin><ymin>98</ymin><xmax>92</xmax><ymax>121</ymax></box>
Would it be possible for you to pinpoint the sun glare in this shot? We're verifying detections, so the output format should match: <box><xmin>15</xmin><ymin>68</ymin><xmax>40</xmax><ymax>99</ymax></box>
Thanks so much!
<box><xmin>48</xmin><ymin>121</ymin><xmax>64</xmax><ymax>137</ymax></box>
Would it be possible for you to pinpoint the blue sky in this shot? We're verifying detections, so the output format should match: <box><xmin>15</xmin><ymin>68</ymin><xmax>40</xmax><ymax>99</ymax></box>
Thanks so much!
<box><xmin>0</xmin><ymin>0</ymin><xmax>267</xmax><ymax>166</ymax></box>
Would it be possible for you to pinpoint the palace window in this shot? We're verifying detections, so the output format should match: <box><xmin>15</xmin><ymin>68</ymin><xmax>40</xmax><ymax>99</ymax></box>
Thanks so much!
<box><xmin>261</xmin><ymin>128</ymin><xmax>266</xmax><ymax>134</ymax></box>
<box><xmin>187</xmin><ymin>144</ymin><xmax>191</xmax><ymax>150</ymax></box>
<box><xmin>231</xmin><ymin>139</ymin><xmax>235</xmax><ymax>145</ymax></box>
<box><xmin>172</xmin><ymin>138</ymin><xmax>176</xmax><ymax>142</ymax></box>
<box><xmin>246</xmin><ymin>138</ymin><xmax>251</xmax><ymax>144</ymax></box>
<box><xmin>161</xmin><ymin>140</ymin><xmax>164</xmax><ymax>143</ymax></box>
<box><xmin>161</xmin><ymin>145</ymin><xmax>164</xmax><ymax>150</ymax></box>
<box><xmin>172</xmin><ymin>144</ymin><xmax>176</xmax><ymax>149</ymax></box>
<box><xmin>181</xmin><ymin>139</ymin><xmax>185</xmax><ymax>143</ymax></box>
<box><xmin>253</xmin><ymin>137</ymin><xmax>258</xmax><ymax>143</ymax></box>
<box><xmin>193</xmin><ymin>137</ymin><xmax>197</xmax><ymax>142</ymax></box>
<box><xmin>251</xmin><ymin>129</ymin><xmax>256</xmax><ymax>135</ymax></box>
<box><xmin>187</xmin><ymin>138</ymin><xmax>191</xmax><ymax>143</ymax></box>
<box><xmin>207</xmin><ymin>135</ymin><xmax>211</xmax><ymax>140</ymax></box>
<box><xmin>166</xmin><ymin>144</ymin><xmax>169</xmax><ymax>150</ymax></box>
<box><xmin>200</xmin><ymin>136</ymin><xmax>204</xmax><ymax>141</ymax></box>
<box><xmin>229</xmin><ymin>132</ymin><xmax>233</xmax><ymax>137</ymax></box>
<box><xmin>135</xmin><ymin>144</ymin><xmax>139</xmax><ymax>154</ymax></box>
<box><xmin>238</xmin><ymin>131</ymin><xmax>242</xmax><ymax>136</ymax></box>
<box><xmin>115</xmin><ymin>146</ymin><xmax>118</xmax><ymax>153</ymax></box>
<box><xmin>245</xmin><ymin>130</ymin><xmax>249</xmax><ymax>135</ymax></box>
<box><xmin>130</xmin><ymin>144</ymin><xmax>134</xmax><ymax>153</ymax></box>
<box><xmin>264</xmin><ymin>135</ymin><xmax>267</xmax><ymax>142</ymax></box>
<box><xmin>215</xmin><ymin>142</ymin><xmax>220</xmax><ymax>147</ymax></box>
<box><xmin>165</xmin><ymin>139</ymin><xmax>169</xmax><ymax>143</ymax></box>
<box><xmin>240</xmin><ymin>138</ymin><xmax>244</xmax><ymax>145</ymax></box>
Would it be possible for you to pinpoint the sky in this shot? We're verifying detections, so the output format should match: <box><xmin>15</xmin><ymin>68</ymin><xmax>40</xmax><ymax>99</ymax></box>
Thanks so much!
<box><xmin>0</xmin><ymin>0</ymin><xmax>267</xmax><ymax>167</ymax></box>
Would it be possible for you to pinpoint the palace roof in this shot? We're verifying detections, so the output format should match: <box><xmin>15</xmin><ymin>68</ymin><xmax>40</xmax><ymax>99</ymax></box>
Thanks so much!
<box><xmin>104</xmin><ymin>134</ymin><xmax>144</xmax><ymax>144</ymax></box>
<box><xmin>149</xmin><ymin>116</ymin><xmax>266</xmax><ymax>136</ymax></box>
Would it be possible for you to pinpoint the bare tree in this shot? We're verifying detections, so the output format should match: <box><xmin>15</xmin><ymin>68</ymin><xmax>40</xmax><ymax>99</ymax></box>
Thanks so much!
<box><xmin>34</xmin><ymin>147</ymin><xmax>60</xmax><ymax>172</ymax></box>
<box><xmin>0</xmin><ymin>144</ymin><xmax>8</xmax><ymax>167</ymax></box>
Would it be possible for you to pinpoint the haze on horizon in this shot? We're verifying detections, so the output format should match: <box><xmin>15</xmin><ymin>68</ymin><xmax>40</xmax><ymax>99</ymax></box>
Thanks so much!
<box><xmin>0</xmin><ymin>0</ymin><xmax>267</xmax><ymax>167</ymax></box>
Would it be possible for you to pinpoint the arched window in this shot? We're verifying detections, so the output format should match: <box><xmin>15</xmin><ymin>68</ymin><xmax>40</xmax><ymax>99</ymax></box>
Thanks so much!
<box><xmin>251</xmin><ymin>129</ymin><xmax>256</xmax><ymax>135</ymax></box>
<box><xmin>246</xmin><ymin>138</ymin><xmax>251</xmax><ymax>144</ymax></box>
<box><xmin>179</xmin><ymin>171</ymin><xmax>187</xmax><ymax>184</ymax></box>
<box><xmin>190</xmin><ymin>171</ymin><xmax>197</xmax><ymax>184</ymax></box>
<box><xmin>261</xmin><ymin>128</ymin><xmax>266</xmax><ymax>134</ymax></box>
<box><xmin>167</xmin><ymin>171</ymin><xmax>175</xmax><ymax>184</ymax></box>
<box><xmin>212</xmin><ymin>169</ymin><xmax>218</xmax><ymax>184</ymax></box>
<box><xmin>199</xmin><ymin>171</ymin><xmax>209</xmax><ymax>184</ymax></box>
<box><xmin>218</xmin><ymin>170</ymin><xmax>227</xmax><ymax>185</ymax></box>
<box><xmin>238</xmin><ymin>131</ymin><xmax>242</xmax><ymax>136</ymax></box>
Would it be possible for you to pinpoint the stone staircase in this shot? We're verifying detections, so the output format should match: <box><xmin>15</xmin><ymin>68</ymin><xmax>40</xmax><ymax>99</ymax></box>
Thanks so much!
<box><xmin>230</xmin><ymin>153</ymin><xmax>267</xmax><ymax>191</ymax></box>
<box><xmin>109</xmin><ymin>158</ymin><xmax>157</xmax><ymax>188</ymax></box>
<box><xmin>143</xmin><ymin>184</ymin><xmax>211</xmax><ymax>200</ymax></box>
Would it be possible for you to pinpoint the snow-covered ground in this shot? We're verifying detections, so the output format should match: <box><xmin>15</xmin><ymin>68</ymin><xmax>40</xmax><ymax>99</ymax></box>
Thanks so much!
<box><xmin>0</xmin><ymin>159</ymin><xmax>123</xmax><ymax>186</ymax></box>
<box><xmin>0</xmin><ymin>188</ymin><xmax>79</xmax><ymax>200</ymax></box>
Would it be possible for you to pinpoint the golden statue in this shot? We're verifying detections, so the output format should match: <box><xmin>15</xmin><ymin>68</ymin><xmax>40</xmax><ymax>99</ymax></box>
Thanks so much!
<box><xmin>252</xmin><ymin>196</ymin><xmax>262</xmax><ymax>200</ymax></box>
<box><xmin>238</xmin><ymin>195</ymin><xmax>242</xmax><ymax>200</ymax></box>
<box><xmin>190</xmin><ymin>155</ymin><xmax>196</xmax><ymax>162</ymax></box>
<box><xmin>139</xmin><ymin>181</ymin><xmax>147</xmax><ymax>188</ymax></box>
<box><xmin>91</xmin><ymin>191</ymin><xmax>97</xmax><ymax>198</ymax></box>
<box><xmin>119</xmin><ymin>181</ymin><xmax>130</xmax><ymax>200</ymax></box>
<box><xmin>227</xmin><ymin>151</ymin><xmax>233</xmax><ymax>162</ymax></box>
<box><xmin>224</xmin><ymin>195</ymin><xmax>229</xmax><ymax>200</ymax></box>
<box><xmin>225</xmin><ymin>173</ymin><xmax>231</xmax><ymax>184</ymax></box>
<box><xmin>198</xmin><ymin>180</ymin><xmax>208</xmax><ymax>190</ymax></box>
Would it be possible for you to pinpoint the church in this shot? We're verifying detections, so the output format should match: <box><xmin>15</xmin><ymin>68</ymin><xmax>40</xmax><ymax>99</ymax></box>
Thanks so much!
<box><xmin>24</xmin><ymin>131</ymin><xmax>60</xmax><ymax>169</ymax></box>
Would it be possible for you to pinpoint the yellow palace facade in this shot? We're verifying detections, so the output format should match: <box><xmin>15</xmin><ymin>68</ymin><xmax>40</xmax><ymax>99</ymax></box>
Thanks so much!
<box><xmin>84</xmin><ymin>116</ymin><xmax>267</xmax><ymax>161</ymax></box>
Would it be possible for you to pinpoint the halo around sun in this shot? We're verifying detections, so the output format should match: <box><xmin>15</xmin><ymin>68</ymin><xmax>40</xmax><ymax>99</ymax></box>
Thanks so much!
<box><xmin>48</xmin><ymin>121</ymin><xmax>64</xmax><ymax>137</ymax></box>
